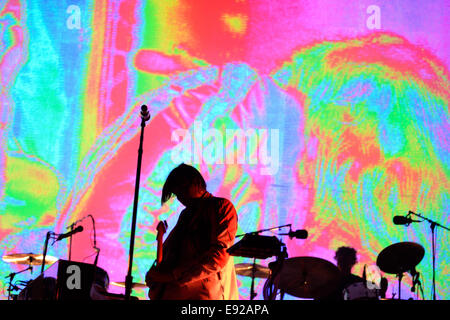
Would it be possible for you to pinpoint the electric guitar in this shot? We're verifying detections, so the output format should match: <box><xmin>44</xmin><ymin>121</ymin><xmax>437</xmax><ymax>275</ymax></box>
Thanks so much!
<box><xmin>148</xmin><ymin>220</ymin><xmax>168</xmax><ymax>300</ymax></box>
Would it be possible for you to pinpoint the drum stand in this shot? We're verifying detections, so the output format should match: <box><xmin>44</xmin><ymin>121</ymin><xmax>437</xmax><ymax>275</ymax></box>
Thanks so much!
<box><xmin>249</xmin><ymin>258</ymin><xmax>258</xmax><ymax>300</ymax></box>
<box><xmin>41</xmin><ymin>231</ymin><xmax>56</xmax><ymax>273</ymax></box>
<box><xmin>410</xmin><ymin>268</ymin><xmax>424</xmax><ymax>299</ymax></box>
<box><xmin>397</xmin><ymin>270</ymin><xmax>424</xmax><ymax>300</ymax></box>
<box><xmin>5</xmin><ymin>265</ymin><xmax>33</xmax><ymax>300</ymax></box>
<box><xmin>263</xmin><ymin>246</ymin><xmax>288</xmax><ymax>300</ymax></box>
<box><xmin>396</xmin><ymin>273</ymin><xmax>403</xmax><ymax>300</ymax></box>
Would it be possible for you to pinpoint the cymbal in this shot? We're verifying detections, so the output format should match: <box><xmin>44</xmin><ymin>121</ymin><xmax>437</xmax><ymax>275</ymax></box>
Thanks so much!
<box><xmin>235</xmin><ymin>263</ymin><xmax>270</xmax><ymax>278</ymax></box>
<box><xmin>277</xmin><ymin>257</ymin><xmax>341</xmax><ymax>299</ymax></box>
<box><xmin>376</xmin><ymin>242</ymin><xmax>425</xmax><ymax>274</ymax></box>
<box><xmin>2</xmin><ymin>253</ymin><xmax>58</xmax><ymax>266</ymax></box>
<box><xmin>110</xmin><ymin>281</ymin><xmax>147</xmax><ymax>289</ymax></box>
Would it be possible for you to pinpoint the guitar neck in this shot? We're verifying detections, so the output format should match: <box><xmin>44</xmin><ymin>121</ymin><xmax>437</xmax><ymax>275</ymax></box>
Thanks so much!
<box><xmin>156</xmin><ymin>234</ymin><xmax>164</xmax><ymax>265</ymax></box>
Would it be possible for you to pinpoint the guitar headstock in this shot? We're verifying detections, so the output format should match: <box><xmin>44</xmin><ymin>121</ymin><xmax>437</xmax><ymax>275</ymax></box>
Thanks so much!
<box><xmin>156</xmin><ymin>220</ymin><xmax>168</xmax><ymax>235</ymax></box>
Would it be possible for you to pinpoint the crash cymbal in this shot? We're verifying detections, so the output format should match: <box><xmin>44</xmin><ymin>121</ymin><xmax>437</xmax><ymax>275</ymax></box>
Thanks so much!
<box><xmin>235</xmin><ymin>263</ymin><xmax>270</xmax><ymax>278</ymax></box>
<box><xmin>110</xmin><ymin>281</ymin><xmax>147</xmax><ymax>289</ymax></box>
<box><xmin>376</xmin><ymin>242</ymin><xmax>425</xmax><ymax>275</ymax></box>
<box><xmin>2</xmin><ymin>253</ymin><xmax>58</xmax><ymax>266</ymax></box>
<box><xmin>277</xmin><ymin>257</ymin><xmax>341</xmax><ymax>299</ymax></box>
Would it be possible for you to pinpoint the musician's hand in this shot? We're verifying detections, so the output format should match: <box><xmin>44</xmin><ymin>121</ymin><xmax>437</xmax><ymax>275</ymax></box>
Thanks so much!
<box><xmin>145</xmin><ymin>266</ymin><xmax>174</xmax><ymax>285</ymax></box>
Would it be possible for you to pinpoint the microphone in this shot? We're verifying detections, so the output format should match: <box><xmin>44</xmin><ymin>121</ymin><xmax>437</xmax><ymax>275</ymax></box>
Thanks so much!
<box><xmin>280</xmin><ymin>229</ymin><xmax>308</xmax><ymax>239</ymax></box>
<box><xmin>56</xmin><ymin>226</ymin><xmax>84</xmax><ymax>241</ymax></box>
<box><xmin>140</xmin><ymin>105</ymin><xmax>151</xmax><ymax>122</ymax></box>
<box><xmin>393</xmin><ymin>216</ymin><xmax>421</xmax><ymax>225</ymax></box>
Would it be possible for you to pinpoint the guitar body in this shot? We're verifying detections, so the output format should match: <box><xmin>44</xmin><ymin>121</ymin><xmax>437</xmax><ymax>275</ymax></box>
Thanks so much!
<box><xmin>148</xmin><ymin>220</ymin><xmax>168</xmax><ymax>300</ymax></box>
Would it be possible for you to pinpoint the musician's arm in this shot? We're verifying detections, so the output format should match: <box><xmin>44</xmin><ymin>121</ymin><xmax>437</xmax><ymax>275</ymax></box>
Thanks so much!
<box><xmin>145</xmin><ymin>214</ymin><xmax>184</xmax><ymax>285</ymax></box>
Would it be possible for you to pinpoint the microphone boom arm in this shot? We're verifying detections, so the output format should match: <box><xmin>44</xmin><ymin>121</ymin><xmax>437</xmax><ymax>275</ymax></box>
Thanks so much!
<box><xmin>236</xmin><ymin>224</ymin><xmax>292</xmax><ymax>238</ymax></box>
<box><xmin>408</xmin><ymin>211</ymin><xmax>450</xmax><ymax>232</ymax></box>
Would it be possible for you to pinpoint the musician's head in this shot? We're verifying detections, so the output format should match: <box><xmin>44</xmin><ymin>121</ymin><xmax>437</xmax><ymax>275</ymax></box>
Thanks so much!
<box><xmin>161</xmin><ymin>163</ymin><xmax>207</xmax><ymax>207</ymax></box>
<box><xmin>334</xmin><ymin>246</ymin><xmax>357</xmax><ymax>274</ymax></box>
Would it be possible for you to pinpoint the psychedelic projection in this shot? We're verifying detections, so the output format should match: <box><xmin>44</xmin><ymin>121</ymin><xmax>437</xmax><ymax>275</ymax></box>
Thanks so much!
<box><xmin>0</xmin><ymin>0</ymin><xmax>448</xmax><ymax>300</ymax></box>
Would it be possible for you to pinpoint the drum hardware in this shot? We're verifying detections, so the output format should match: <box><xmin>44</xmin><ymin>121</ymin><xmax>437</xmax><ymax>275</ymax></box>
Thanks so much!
<box><xmin>274</xmin><ymin>256</ymin><xmax>341</xmax><ymax>299</ymax></box>
<box><xmin>228</xmin><ymin>235</ymin><xmax>284</xmax><ymax>300</ymax></box>
<box><xmin>1</xmin><ymin>252</ymin><xmax>48</xmax><ymax>299</ymax></box>
<box><xmin>409</xmin><ymin>267</ymin><xmax>424</xmax><ymax>299</ymax></box>
<box><xmin>228</xmin><ymin>234</ymin><xmax>284</xmax><ymax>260</ymax></box>
<box><xmin>41</xmin><ymin>231</ymin><xmax>58</xmax><ymax>273</ymax></box>
<box><xmin>343</xmin><ymin>281</ymin><xmax>379</xmax><ymax>300</ymax></box>
<box><xmin>376</xmin><ymin>241</ymin><xmax>425</xmax><ymax>300</ymax></box>
<box><xmin>2</xmin><ymin>253</ymin><xmax>58</xmax><ymax>266</ymax></box>
<box><xmin>263</xmin><ymin>245</ymin><xmax>288</xmax><ymax>300</ymax></box>
<box><xmin>230</xmin><ymin>224</ymin><xmax>309</xmax><ymax>300</ymax></box>
<box><xmin>229</xmin><ymin>223</ymin><xmax>307</xmax><ymax>260</ymax></box>
<box><xmin>2</xmin><ymin>252</ymin><xmax>59</xmax><ymax>300</ymax></box>
<box><xmin>229</xmin><ymin>224</ymin><xmax>291</xmax><ymax>300</ymax></box>
<box><xmin>340</xmin><ymin>265</ymin><xmax>384</xmax><ymax>300</ymax></box>
<box><xmin>4</xmin><ymin>265</ymin><xmax>33</xmax><ymax>300</ymax></box>
<box><xmin>379</xmin><ymin>277</ymin><xmax>388</xmax><ymax>299</ymax></box>
<box><xmin>235</xmin><ymin>260</ymin><xmax>271</xmax><ymax>300</ymax></box>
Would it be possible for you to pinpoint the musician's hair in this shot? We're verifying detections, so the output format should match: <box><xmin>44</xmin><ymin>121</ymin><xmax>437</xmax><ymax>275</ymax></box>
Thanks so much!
<box><xmin>334</xmin><ymin>246</ymin><xmax>357</xmax><ymax>266</ymax></box>
<box><xmin>161</xmin><ymin>163</ymin><xmax>207</xmax><ymax>205</ymax></box>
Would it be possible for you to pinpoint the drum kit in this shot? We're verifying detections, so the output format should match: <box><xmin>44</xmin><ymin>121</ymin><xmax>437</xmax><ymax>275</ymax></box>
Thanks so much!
<box><xmin>229</xmin><ymin>235</ymin><xmax>428</xmax><ymax>300</ymax></box>
<box><xmin>2</xmin><ymin>253</ymin><xmax>58</xmax><ymax>300</ymax></box>
<box><xmin>0</xmin><ymin>232</ymin><xmax>433</xmax><ymax>300</ymax></box>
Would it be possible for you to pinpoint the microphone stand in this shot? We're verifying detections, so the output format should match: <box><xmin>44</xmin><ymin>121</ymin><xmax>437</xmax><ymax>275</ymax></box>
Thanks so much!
<box><xmin>125</xmin><ymin>106</ymin><xmax>151</xmax><ymax>300</ymax></box>
<box><xmin>66</xmin><ymin>215</ymin><xmax>93</xmax><ymax>262</ymax></box>
<box><xmin>236</xmin><ymin>224</ymin><xmax>292</xmax><ymax>238</ymax></box>
<box><xmin>68</xmin><ymin>224</ymin><xmax>74</xmax><ymax>261</ymax></box>
<box><xmin>250</xmin><ymin>258</ymin><xmax>257</xmax><ymax>300</ymax></box>
<box><xmin>408</xmin><ymin>211</ymin><xmax>449</xmax><ymax>300</ymax></box>
<box><xmin>397</xmin><ymin>272</ymin><xmax>403</xmax><ymax>300</ymax></box>
<box><xmin>41</xmin><ymin>231</ymin><xmax>56</xmax><ymax>274</ymax></box>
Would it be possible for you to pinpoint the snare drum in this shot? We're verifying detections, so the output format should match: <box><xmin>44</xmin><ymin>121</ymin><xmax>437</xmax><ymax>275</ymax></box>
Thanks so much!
<box><xmin>343</xmin><ymin>282</ymin><xmax>379</xmax><ymax>300</ymax></box>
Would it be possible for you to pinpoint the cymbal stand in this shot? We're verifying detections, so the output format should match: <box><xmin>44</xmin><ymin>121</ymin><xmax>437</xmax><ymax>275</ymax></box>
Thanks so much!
<box><xmin>396</xmin><ymin>272</ymin><xmax>403</xmax><ymax>300</ymax></box>
<box><xmin>263</xmin><ymin>245</ymin><xmax>287</xmax><ymax>300</ymax></box>
<box><xmin>249</xmin><ymin>258</ymin><xmax>258</xmax><ymax>300</ymax></box>
<box><xmin>41</xmin><ymin>231</ymin><xmax>57</xmax><ymax>274</ymax></box>
<box><xmin>5</xmin><ymin>266</ymin><xmax>32</xmax><ymax>300</ymax></box>
<box><xmin>410</xmin><ymin>269</ymin><xmax>424</xmax><ymax>300</ymax></box>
